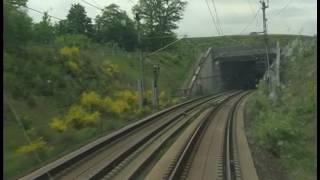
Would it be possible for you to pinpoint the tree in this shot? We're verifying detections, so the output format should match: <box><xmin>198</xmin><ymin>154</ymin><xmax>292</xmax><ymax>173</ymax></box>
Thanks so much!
<box><xmin>6</xmin><ymin>0</ymin><xmax>28</xmax><ymax>7</ymax></box>
<box><xmin>33</xmin><ymin>12</ymin><xmax>55</xmax><ymax>44</ymax></box>
<box><xmin>4</xmin><ymin>0</ymin><xmax>33</xmax><ymax>48</ymax></box>
<box><xmin>56</xmin><ymin>4</ymin><xmax>94</xmax><ymax>38</ymax></box>
<box><xmin>133</xmin><ymin>0</ymin><xmax>187</xmax><ymax>50</ymax></box>
<box><xmin>95</xmin><ymin>4</ymin><xmax>138</xmax><ymax>51</ymax></box>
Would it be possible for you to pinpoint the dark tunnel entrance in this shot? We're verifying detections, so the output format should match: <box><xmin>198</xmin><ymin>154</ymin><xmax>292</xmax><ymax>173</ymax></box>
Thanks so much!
<box><xmin>219</xmin><ymin>60</ymin><xmax>265</xmax><ymax>90</ymax></box>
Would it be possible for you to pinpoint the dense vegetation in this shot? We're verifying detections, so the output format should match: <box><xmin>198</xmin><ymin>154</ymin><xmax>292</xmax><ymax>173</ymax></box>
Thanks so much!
<box><xmin>4</xmin><ymin>0</ymin><xmax>313</xmax><ymax>179</ymax></box>
<box><xmin>3</xmin><ymin>0</ymin><xmax>195</xmax><ymax>179</ymax></box>
<box><xmin>245</xmin><ymin>37</ymin><xmax>316</xmax><ymax>180</ymax></box>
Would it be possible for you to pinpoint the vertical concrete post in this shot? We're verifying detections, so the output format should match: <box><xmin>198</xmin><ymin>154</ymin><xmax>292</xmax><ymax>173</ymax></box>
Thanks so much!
<box><xmin>276</xmin><ymin>41</ymin><xmax>281</xmax><ymax>88</ymax></box>
<box><xmin>137</xmin><ymin>80</ymin><xmax>143</xmax><ymax>109</ymax></box>
<box><xmin>152</xmin><ymin>64</ymin><xmax>160</xmax><ymax>111</ymax></box>
<box><xmin>270</xmin><ymin>42</ymin><xmax>280</xmax><ymax>102</ymax></box>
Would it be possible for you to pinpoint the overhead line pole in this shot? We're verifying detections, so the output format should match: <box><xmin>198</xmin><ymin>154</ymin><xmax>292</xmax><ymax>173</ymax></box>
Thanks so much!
<box><xmin>135</xmin><ymin>13</ymin><xmax>144</xmax><ymax>109</ymax></box>
<box><xmin>260</xmin><ymin>0</ymin><xmax>271</xmax><ymax>90</ymax></box>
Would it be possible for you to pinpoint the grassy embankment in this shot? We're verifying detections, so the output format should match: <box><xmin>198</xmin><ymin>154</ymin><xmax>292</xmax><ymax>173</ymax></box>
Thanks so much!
<box><xmin>245</xmin><ymin>36</ymin><xmax>316</xmax><ymax>180</ymax></box>
<box><xmin>4</xmin><ymin>37</ymin><xmax>203</xmax><ymax>179</ymax></box>
<box><xmin>3</xmin><ymin>34</ymin><xmax>303</xmax><ymax>179</ymax></box>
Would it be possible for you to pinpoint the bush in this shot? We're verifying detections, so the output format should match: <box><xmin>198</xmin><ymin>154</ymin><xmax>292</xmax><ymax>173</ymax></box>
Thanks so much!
<box><xmin>50</xmin><ymin>104</ymin><xmax>100</xmax><ymax>132</ymax></box>
<box><xmin>55</xmin><ymin>34</ymin><xmax>91</xmax><ymax>49</ymax></box>
<box><xmin>16</xmin><ymin>137</ymin><xmax>47</xmax><ymax>156</ymax></box>
<box><xmin>246</xmin><ymin>38</ymin><xmax>316</xmax><ymax>180</ymax></box>
<box><xmin>101</xmin><ymin>61</ymin><xmax>119</xmax><ymax>77</ymax></box>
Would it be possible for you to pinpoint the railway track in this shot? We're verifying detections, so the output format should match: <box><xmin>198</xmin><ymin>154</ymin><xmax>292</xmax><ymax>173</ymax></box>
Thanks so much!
<box><xmin>19</xmin><ymin>91</ymin><xmax>238</xmax><ymax>180</ymax></box>
<box><xmin>147</xmin><ymin>91</ymin><xmax>259</xmax><ymax>180</ymax></box>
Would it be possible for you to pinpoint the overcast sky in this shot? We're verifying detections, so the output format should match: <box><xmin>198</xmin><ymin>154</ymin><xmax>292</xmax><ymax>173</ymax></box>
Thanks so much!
<box><xmin>26</xmin><ymin>0</ymin><xmax>317</xmax><ymax>37</ymax></box>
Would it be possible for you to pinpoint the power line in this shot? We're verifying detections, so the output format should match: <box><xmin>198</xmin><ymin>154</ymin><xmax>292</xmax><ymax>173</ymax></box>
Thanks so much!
<box><xmin>245</xmin><ymin>0</ymin><xmax>256</xmax><ymax>15</ymax></box>
<box><xmin>270</xmin><ymin>0</ymin><xmax>293</xmax><ymax>18</ymax></box>
<box><xmin>146</xmin><ymin>36</ymin><xmax>187</xmax><ymax>57</ymax></box>
<box><xmin>20</xmin><ymin>4</ymin><xmax>64</xmax><ymax>21</ymax></box>
<box><xmin>204</xmin><ymin>0</ymin><xmax>221</xmax><ymax>36</ymax></box>
<box><xmin>128</xmin><ymin>0</ymin><xmax>135</xmax><ymax>5</ymax></box>
<box><xmin>91</xmin><ymin>0</ymin><xmax>101</xmax><ymax>7</ymax></box>
<box><xmin>81</xmin><ymin>0</ymin><xmax>103</xmax><ymax>10</ymax></box>
<box><xmin>210</xmin><ymin>0</ymin><xmax>224</xmax><ymax>35</ymax></box>
<box><xmin>143</xmin><ymin>34</ymin><xmax>187</xmax><ymax>39</ymax></box>
<box><xmin>239</xmin><ymin>8</ymin><xmax>260</xmax><ymax>34</ymax></box>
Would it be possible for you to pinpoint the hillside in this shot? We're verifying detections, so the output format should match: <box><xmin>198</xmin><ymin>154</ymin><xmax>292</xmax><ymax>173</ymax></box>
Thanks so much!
<box><xmin>3</xmin><ymin>34</ymin><xmax>307</xmax><ymax>179</ymax></box>
<box><xmin>245</xmin><ymin>36</ymin><xmax>316</xmax><ymax>180</ymax></box>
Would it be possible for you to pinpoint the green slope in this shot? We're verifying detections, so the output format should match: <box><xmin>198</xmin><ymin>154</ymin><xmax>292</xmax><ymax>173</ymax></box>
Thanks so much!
<box><xmin>3</xmin><ymin>34</ymin><xmax>309</xmax><ymax>179</ymax></box>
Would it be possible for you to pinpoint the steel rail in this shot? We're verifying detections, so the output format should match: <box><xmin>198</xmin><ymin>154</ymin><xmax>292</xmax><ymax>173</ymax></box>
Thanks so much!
<box><xmin>167</xmin><ymin>91</ymin><xmax>243</xmax><ymax>180</ymax></box>
<box><xmin>85</xmin><ymin>92</ymin><xmax>237</xmax><ymax>179</ymax></box>
<box><xmin>224</xmin><ymin>91</ymin><xmax>252</xmax><ymax>180</ymax></box>
<box><xmin>104</xmin><ymin>98</ymin><xmax>217</xmax><ymax>180</ymax></box>
<box><xmin>19</xmin><ymin>91</ymin><xmax>232</xmax><ymax>180</ymax></box>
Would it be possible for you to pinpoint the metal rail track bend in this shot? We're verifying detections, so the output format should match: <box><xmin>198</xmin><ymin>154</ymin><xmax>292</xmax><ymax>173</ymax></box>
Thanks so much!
<box><xmin>19</xmin><ymin>91</ymin><xmax>236</xmax><ymax>180</ymax></box>
<box><xmin>102</xmin><ymin>94</ymin><xmax>232</xmax><ymax>180</ymax></box>
<box><xmin>165</xmin><ymin>91</ymin><xmax>255</xmax><ymax>180</ymax></box>
<box><xmin>223</xmin><ymin>91</ymin><xmax>252</xmax><ymax>180</ymax></box>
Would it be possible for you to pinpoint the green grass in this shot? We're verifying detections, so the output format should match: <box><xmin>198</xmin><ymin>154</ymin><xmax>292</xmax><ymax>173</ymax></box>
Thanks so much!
<box><xmin>3</xmin><ymin>34</ymin><xmax>310</xmax><ymax>179</ymax></box>
<box><xmin>245</xmin><ymin>37</ymin><xmax>316</xmax><ymax>180</ymax></box>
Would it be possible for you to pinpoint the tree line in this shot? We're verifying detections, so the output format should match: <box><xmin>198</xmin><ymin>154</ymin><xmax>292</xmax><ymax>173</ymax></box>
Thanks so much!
<box><xmin>4</xmin><ymin>0</ymin><xmax>187</xmax><ymax>51</ymax></box>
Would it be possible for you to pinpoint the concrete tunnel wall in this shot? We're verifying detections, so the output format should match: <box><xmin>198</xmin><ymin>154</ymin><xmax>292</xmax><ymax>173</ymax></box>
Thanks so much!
<box><xmin>190</xmin><ymin>51</ymin><xmax>223</xmax><ymax>95</ymax></box>
<box><xmin>188</xmin><ymin>45</ymin><xmax>278</xmax><ymax>96</ymax></box>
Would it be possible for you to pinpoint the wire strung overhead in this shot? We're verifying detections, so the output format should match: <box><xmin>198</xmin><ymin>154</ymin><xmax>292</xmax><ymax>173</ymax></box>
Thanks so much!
<box><xmin>81</xmin><ymin>0</ymin><xmax>103</xmax><ymax>10</ymax></box>
<box><xmin>239</xmin><ymin>8</ymin><xmax>261</xmax><ymax>34</ymax></box>
<box><xmin>269</xmin><ymin>0</ymin><xmax>293</xmax><ymax>19</ymax></box>
<box><xmin>210</xmin><ymin>0</ymin><xmax>224</xmax><ymax>35</ymax></box>
<box><xmin>245</xmin><ymin>0</ymin><xmax>256</xmax><ymax>16</ymax></box>
<box><xmin>146</xmin><ymin>36</ymin><xmax>187</xmax><ymax>57</ymax></box>
<box><xmin>14</xmin><ymin>3</ymin><xmax>64</xmax><ymax>21</ymax></box>
<box><xmin>204</xmin><ymin>0</ymin><xmax>221</xmax><ymax>36</ymax></box>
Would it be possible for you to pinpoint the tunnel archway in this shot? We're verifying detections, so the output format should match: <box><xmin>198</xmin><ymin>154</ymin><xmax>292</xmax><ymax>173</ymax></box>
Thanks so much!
<box><xmin>219</xmin><ymin>60</ymin><xmax>264</xmax><ymax>90</ymax></box>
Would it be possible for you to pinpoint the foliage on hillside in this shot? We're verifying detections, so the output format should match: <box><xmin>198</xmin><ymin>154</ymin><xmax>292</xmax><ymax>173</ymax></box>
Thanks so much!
<box><xmin>246</xmin><ymin>37</ymin><xmax>316</xmax><ymax>180</ymax></box>
<box><xmin>4</xmin><ymin>2</ymin><xmax>311</xmax><ymax>179</ymax></box>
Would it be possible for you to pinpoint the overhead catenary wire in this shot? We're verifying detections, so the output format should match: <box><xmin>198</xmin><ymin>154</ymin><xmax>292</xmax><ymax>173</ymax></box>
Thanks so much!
<box><xmin>204</xmin><ymin>0</ymin><xmax>221</xmax><ymax>36</ymax></box>
<box><xmin>19</xmin><ymin>4</ymin><xmax>64</xmax><ymax>21</ymax></box>
<box><xmin>146</xmin><ymin>36</ymin><xmax>186</xmax><ymax>57</ymax></box>
<box><xmin>91</xmin><ymin>0</ymin><xmax>102</xmax><ymax>7</ymax></box>
<box><xmin>143</xmin><ymin>34</ymin><xmax>187</xmax><ymax>39</ymax></box>
<box><xmin>245</xmin><ymin>0</ymin><xmax>256</xmax><ymax>16</ymax></box>
<box><xmin>210</xmin><ymin>0</ymin><xmax>224</xmax><ymax>35</ymax></box>
<box><xmin>81</xmin><ymin>0</ymin><xmax>103</xmax><ymax>10</ymax></box>
<box><xmin>239</xmin><ymin>8</ymin><xmax>260</xmax><ymax>34</ymax></box>
<box><xmin>269</xmin><ymin>0</ymin><xmax>293</xmax><ymax>19</ymax></box>
<box><xmin>127</xmin><ymin>0</ymin><xmax>135</xmax><ymax>5</ymax></box>
<box><xmin>10</xmin><ymin>2</ymin><xmax>178</xmax><ymax>41</ymax></box>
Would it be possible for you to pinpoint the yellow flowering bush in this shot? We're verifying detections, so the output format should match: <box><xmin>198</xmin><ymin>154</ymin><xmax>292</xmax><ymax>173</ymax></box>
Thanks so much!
<box><xmin>64</xmin><ymin>105</ymin><xmax>100</xmax><ymax>129</ymax></box>
<box><xmin>59</xmin><ymin>46</ymin><xmax>81</xmax><ymax>74</ymax></box>
<box><xmin>16</xmin><ymin>137</ymin><xmax>47</xmax><ymax>155</ymax></box>
<box><xmin>114</xmin><ymin>90</ymin><xmax>138</xmax><ymax>106</ymax></box>
<box><xmin>109</xmin><ymin>99</ymin><xmax>130</xmax><ymax>114</ymax></box>
<box><xmin>50</xmin><ymin>104</ymin><xmax>100</xmax><ymax>132</ymax></box>
<box><xmin>50</xmin><ymin>117</ymin><xmax>67</xmax><ymax>133</ymax></box>
<box><xmin>60</xmin><ymin>46</ymin><xmax>80</xmax><ymax>61</ymax></box>
<box><xmin>101</xmin><ymin>61</ymin><xmax>119</xmax><ymax>77</ymax></box>
<box><xmin>80</xmin><ymin>91</ymin><xmax>102</xmax><ymax>108</ymax></box>
<box><xmin>66</xmin><ymin>61</ymin><xmax>80</xmax><ymax>74</ymax></box>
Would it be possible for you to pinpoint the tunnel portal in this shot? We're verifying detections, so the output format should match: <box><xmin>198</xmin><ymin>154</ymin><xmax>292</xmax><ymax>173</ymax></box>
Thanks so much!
<box><xmin>220</xmin><ymin>60</ymin><xmax>262</xmax><ymax>89</ymax></box>
<box><xmin>184</xmin><ymin>43</ymin><xmax>278</xmax><ymax>97</ymax></box>
<box><xmin>217</xmin><ymin>53</ymin><xmax>274</xmax><ymax>90</ymax></box>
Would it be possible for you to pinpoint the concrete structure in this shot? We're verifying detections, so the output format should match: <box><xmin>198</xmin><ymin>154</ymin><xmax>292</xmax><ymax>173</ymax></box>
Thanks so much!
<box><xmin>183</xmin><ymin>43</ymin><xmax>279</xmax><ymax>97</ymax></box>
